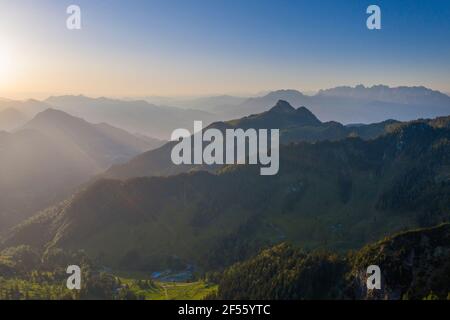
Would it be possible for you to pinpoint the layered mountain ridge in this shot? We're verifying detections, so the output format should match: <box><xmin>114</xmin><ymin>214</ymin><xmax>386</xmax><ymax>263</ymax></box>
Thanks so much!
<box><xmin>104</xmin><ymin>100</ymin><xmax>397</xmax><ymax>180</ymax></box>
<box><xmin>3</xmin><ymin>116</ymin><xmax>449</xmax><ymax>272</ymax></box>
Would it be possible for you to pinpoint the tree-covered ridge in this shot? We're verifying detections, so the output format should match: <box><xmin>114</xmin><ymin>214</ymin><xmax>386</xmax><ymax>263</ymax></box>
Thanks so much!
<box><xmin>212</xmin><ymin>243</ymin><xmax>346</xmax><ymax>300</ymax></box>
<box><xmin>212</xmin><ymin>224</ymin><xmax>450</xmax><ymax>300</ymax></box>
<box><xmin>0</xmin><ymin>245</ymin><xmax>158</xmax><ymax>300</ymax></box>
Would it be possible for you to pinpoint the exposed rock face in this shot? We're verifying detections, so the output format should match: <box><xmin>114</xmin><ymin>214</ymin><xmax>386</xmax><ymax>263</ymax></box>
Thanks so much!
<box><xmin>214</xmin><ymin>224</ymin><xmax>450</xmax><ymax>300</ymax></box>
<box><xmin>346</xmin><ymin>224</ymin><xmax>450</xmax><ymax>300</ymax></box>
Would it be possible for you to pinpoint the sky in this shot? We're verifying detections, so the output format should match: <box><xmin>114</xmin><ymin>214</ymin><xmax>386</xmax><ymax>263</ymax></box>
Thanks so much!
<box><xmin>1</xmin><ymin>0</ymin><xmax>450</xmax><ymax>99</ymax></box>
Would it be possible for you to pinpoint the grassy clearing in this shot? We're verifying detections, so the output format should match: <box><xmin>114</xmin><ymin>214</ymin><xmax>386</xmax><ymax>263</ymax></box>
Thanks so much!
<box><xmin>118</xmin><ymin>276</ymin><xmax>217</xmax><ymax>300</ymax></box>
<box><xmin>148</xmin><ymin>281</ymin><xmax>217</xmax><ymax>300</ymax></box>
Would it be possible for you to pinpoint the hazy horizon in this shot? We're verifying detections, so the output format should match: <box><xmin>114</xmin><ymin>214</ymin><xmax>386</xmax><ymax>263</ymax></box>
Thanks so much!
<box><xmin>2</xmin><ymin>83</ymin><xmax>450</xmax><ymax>103</ymax></box>
<box><xmin>1</xmin><ymin>0</ymin><xmax>450</xmax><ymax>99</ymax></box>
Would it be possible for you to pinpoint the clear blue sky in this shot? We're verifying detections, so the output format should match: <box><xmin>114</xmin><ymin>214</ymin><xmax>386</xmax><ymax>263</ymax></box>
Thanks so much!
<box><xmin>1</xmin><ymin>0</ymin><xmax>450</xmax><ymax>98</ymax></box>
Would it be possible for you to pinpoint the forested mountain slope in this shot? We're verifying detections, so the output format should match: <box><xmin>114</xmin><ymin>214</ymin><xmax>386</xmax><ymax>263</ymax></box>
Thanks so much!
<box><xmin>3</xmin><ymin>119</ymin><xmax>449</xmax><ymax>272</ymax></box>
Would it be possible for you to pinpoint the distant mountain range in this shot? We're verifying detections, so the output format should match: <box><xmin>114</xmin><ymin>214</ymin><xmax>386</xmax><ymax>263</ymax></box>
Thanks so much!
<box><xmin>142</xmin><ymin>95</ymin><xmax>248</xmax><ymax>112</ymax></box>
<box><xmin>317</xmin><ymin>85</ymin><xmax>450</xmax><ymax>105</ymax></box>
<box><xmin>142</xmin><ymin>85</ymin><xmax>450</xmax><ymax>124</ymax></box>
<box><xmin>0</xmin><ymin>99</ymin><xmax>50</xmax><ymax>118</ymax></box>
<box><xmin>0</xmin><ymin>96</ymin><xmax>217</xmax><ymax>139</ymax></box>
<box><xmin>44</xmin><ymin>96</ymin><xmax>217</xmax><ymax>139</ymax></box>
<box><xmin>0</xmin><ymin>109</ymin><xmax>163</xmax><ymax>231</ymax></box>
<box><xmin>2</xmin><ymin>84</ymin><xmax>449</xmax><ymax>137</ymax></box>
<box><xmin>215</xmin><ymin>85</ymin><xmax>450</xmax><ymax>123</ymax></box>
<box><xmin>4</xmin><ymin>115</ymin><xmax>449</xmax><ymax>272</ymax></box>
